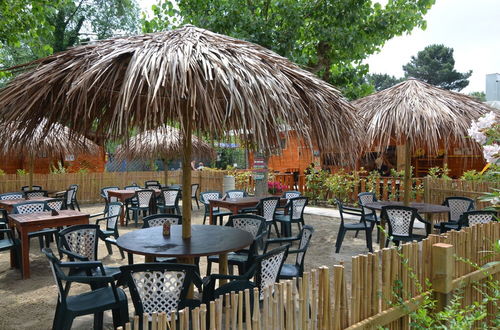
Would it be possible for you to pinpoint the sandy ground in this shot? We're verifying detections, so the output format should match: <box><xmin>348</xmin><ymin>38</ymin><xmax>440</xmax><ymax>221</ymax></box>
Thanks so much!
<box><xmin>0</xmin><ymin>203</ymin><xmax>381</xmax><ymax>329</ymax></box>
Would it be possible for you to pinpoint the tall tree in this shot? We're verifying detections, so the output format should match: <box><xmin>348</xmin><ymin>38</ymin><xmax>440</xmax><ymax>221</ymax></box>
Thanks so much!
<box><xmin>141</xmin><ymin>0</ymin><xmax>435</xmax><ymax>99</ymax></box>
<box><xmin>402</xmin><ymin>44</ymin><xmax>472</xmax><ymax>91</ymax></box>
<box><xmin>366</xmin><ymin>73</ymin><xmax>404</xmax><ymax>91</ymax></box>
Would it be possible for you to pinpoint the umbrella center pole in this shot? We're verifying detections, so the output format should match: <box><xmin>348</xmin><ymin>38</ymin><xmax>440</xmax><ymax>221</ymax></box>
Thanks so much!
<box><xmin>182</xmin><ymin>107</ymin><xmax>193</xmax><ymax>239</ymax></box>
<box><xmin>29</xmin><ymin>155</ymin><xmax>34</xmax><ymax>190</ymax></box>
<box><xmin>403</xmin><ymin>138</ymin><xmax>412</xmax><ymax>206</ymax></box>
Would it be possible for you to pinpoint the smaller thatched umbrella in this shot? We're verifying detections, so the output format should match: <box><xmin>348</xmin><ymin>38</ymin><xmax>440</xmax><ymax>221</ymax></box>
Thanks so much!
<box><xmin>114</xmin><ymin>125</ymin><xmax>215</xmax><ymax>184</ymax></box>
<box><xmin>355</xmin><ymin>78</ymin><xmax>495</xmax><ymax>204</ymax></box>
<box><xmin>0</xmin><ymin>119</ymin><xmax>99</xmax><ymax>188</ymax></box>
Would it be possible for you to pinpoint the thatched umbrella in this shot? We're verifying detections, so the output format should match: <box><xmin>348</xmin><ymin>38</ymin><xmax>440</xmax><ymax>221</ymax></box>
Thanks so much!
<box><xmin>114</xmin><ymin>125</ymin><xmax>215</xmax><ymax>184</ymax></box>
<box><xmin>0</xmin><ymin>119</ymin><xmax>99</xmax><ymax>188</ymax></box>
<box><xmin>354</xmin><ymin>78</ymin><xmax>495</xmax><ymax>204</ymax></box>
<box><xmin>0</xmin><ymin>25</ymin><xmax>360</xmax><ymax>239</ymax></box>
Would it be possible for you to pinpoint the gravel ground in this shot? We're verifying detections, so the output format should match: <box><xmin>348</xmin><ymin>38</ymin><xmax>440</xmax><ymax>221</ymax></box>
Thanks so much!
<box><xmin>0</xmin><ymin>202</ymin><xmax>382</xmax><ymax>329</ymax></box>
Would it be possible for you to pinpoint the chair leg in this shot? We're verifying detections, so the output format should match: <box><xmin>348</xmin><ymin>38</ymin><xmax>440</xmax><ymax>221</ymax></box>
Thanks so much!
<box><xmin>105</xmin><ymin>240</ymin><xmax>113</xmax><ymax>255</ymax></box>
<box><xmin>196</xmin><ymin>198</ymin><xmax>200</xmax><ymax>209</ymax></box>
<box><xmin>38</xmin><ymin>236</ymin><xmax>44</xmax><ymax>250</ymax></box>
<box><xmin>385</xmin><ymin>238</ymin><xmax>390</xmax><ymax>248</ymax></box>
<box><xmin>273</xmin><ymin>222</ymin><xmax>281</xmax><ymax>238</ymax></box>
<box><xmin>127</xmin><ymin>252</ymin><xmax>134</xmax><ymax>265</ymax></box>
<box><xmin>365</xmin><ymin>229</ymin><xmax>373</xmax><ymax>253</ymax></box>
<box><xmin>60</xmin><ymin>314</ymin><xmax>74</xmax><ymax>330</ymax></box>
<box><xmin>93</xmin><ymin>311</ymin><xmax>104</xmax><ymax>330</ymax></box>
<box><xmin>206</xmin><ymin>259</ymin><xmax>212</xmax><ymax>276</ymax></box>
<box><xmin>112</xmin><ymin>303</ymin><xmax>129</xmax><ymax>328</ymax></box>
<box><xmin>335</xmin><ymin>228</ymin><xmax>346</xmax><ymax>253</ymax></box>
<box><xmin>354</xmin><ymin>230</ymin><xmax>360</xmax><ymax>238</ymax></box>
<box><xmin>134</xmin><ymin>210</ymin><xmax>139</xmax><ymax>227</ymax></box>
<box><xmin>203</xmin><ymin>214</ymin><xmax>207</xmax><ymax>225</ymax></box>
<box><xmin>75</xmin><ymin>199</ymin><xmax>81</xmax><ymax>211</ymax></box>
<box><xmin>118</xmin><ymin>247</ymin><xmax>125</xmax><ymax>259</ymax></box>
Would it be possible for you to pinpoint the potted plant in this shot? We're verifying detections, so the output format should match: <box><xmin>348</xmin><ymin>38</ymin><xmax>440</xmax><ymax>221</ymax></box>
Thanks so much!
<box><xmin>268</xmin><ymin>181</ymin><xmax>286</xmax><ymax>196</ymax></box>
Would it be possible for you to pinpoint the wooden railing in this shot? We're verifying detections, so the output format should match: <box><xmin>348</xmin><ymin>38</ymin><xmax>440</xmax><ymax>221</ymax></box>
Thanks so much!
<box><xmin>0</xmin><ymin>171</ymin><xmax>227</xmax><ymax>203</ymax></box>
<box><xmin>119</xmin><ymin>222</ymin><xmax>500</xmax><ymax>329</ymax></box>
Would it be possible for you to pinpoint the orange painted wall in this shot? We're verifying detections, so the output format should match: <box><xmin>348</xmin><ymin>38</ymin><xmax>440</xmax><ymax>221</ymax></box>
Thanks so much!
<box><xmin>0</xmin><ymin>147</ymin><xmax>106</xmax><ymax>174</ymax></box>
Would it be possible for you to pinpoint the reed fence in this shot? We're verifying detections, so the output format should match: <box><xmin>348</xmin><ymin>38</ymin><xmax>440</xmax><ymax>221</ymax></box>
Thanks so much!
<box><xmin>119</xmin><ymin>222</ymin><xmax>500</xmax><ymax>330</ymax></box>
<box><xmin>0</xmin><ymin>171</ymin><xmax>227</xmax><ymax>203</ymax></box>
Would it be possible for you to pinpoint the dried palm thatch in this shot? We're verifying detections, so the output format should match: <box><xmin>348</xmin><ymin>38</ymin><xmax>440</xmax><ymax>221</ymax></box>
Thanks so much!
<box><xmin>114</xmin><ymin>125</ymin><xmax>214</xmax><ymax>161</ymax></box>
<box><xmin>354</xmin><ymin>78</ymin><xmax>495</xmax><ymax>152</ymax></box>
<box><xmin>354</xmin><ymin>78</ymin><xmax>495</xmax><ymax>205</ymax></box>
<box><xmin>0</xmin><ymin>119</ymin><xmax>99</xmax><ymax>157</ymax></box>
<box><xmin>0</xmin><ymin>25</ymin><xmax>360</xmax><ymax>237</ymax></box>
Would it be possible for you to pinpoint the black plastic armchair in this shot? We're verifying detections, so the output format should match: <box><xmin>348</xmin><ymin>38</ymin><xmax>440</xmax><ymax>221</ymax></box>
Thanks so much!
<box><xmin>191</xmin><ymin>183</ymin><xmax>200</xmax><ymax>209</ymax></box>
<box><xmin>381</xmin><ymin>205</ymin><xmax>431</xmax><ymax>247</ymax></box>
<box><xmin>225</xmin><ymin>189</ymin><xmax>247</xmax><ymax>199</ymax></box>
<box><xmin>0</xmin><ymin>226</ymin><xmax>21</xmax><ymax>277</ymax></box>
<box><xmin>93</xmin><ymin>202</ymin><xmax>125</xmax><ymax>258</ymax></box>
<box><xmin>274</xmin><ymin>196</ymin><xmax>308</xmax><ymax>237</ymax></box>
<box><xmin>200</xmin><ymin>191</ymin><xmax>232</xmax><ymax>225</ymax></box>
<box><xmin>439</xmin><ymin>210</ymin><xmax>497</xmax><ymax>233</ymax></box>
<box><xmin>357</xmin><ymin>192</ymin><xmax>381</xmax><ymax>242</ymax></box>
<box><xmin>158</xmin><ymin>188</ymin><xmax>181</xmax><ymax>214</ymax></box>
<box><xmin>21</xmin><ymin>185</ymin><xmax>42</xmax><ymax>191</ymax></box>
<box><xmin>434</xmin><ymin>196</ymin><xmax>475</xmax><ymax>230</ymax></box>
<box><xmin>24</xmin><ymin>190</ymin><xmax>48</xmax><ymax>199</ymax></box>
<box><xmin>265</xmin><ymin>225</ymin><xmax>314</xmax><ymax>280</ymax></box>
<box><xmin>126</xmin><ymin>189</ymin><xmax>155</xmax><ymax>227</ymax></box>
<box><xmin>241</xmin><ymin>197</ymin><xmax>280</xmax><ymax>237</ymax></box>
<box><xmin>42</xmin><ymin>248</ymin><xmax>129</xmax><ymax>330</ymax></box>
<box><xmin>334</xmin><ymin>199</ymin><xmax>373</xmax><ymax>253</ymax></box>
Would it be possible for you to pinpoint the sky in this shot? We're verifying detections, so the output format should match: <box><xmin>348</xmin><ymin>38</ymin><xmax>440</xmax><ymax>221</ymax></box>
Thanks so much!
<box><xmin>138</xmin><ymin>0</ymin><xmax>500</xmax><ymax>93</ymax></box>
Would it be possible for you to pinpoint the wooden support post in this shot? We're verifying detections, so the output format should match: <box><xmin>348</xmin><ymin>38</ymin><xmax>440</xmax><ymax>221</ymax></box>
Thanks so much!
<box><xmin>403</xmin><ymin>138</ymin><xmax>412</xmax><ymax>206</ymax></box>
<box><xmin>431</xmin><ymin>243</ymin><xmax>454</xmax><ymax>312</ymax></box>
<box><xmin>182</xmin><ymin>106</ymin><xmax>193</xmax><ymax>239</ymax></box>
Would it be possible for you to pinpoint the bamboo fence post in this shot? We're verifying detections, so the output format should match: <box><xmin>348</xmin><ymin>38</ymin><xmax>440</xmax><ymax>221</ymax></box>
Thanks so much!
<box><xmin>201</xmin><ymin>304</ymin><xmax>207</xmax><ymax>330</ymax></box>
<box><xmin>216</xmin><ymin>297</ymin><xmax>223</xmax><ymax>330</ymax></box>
<box><xmin>192</xmin><ymin>307</ymin><xmax>200</xmax><ymax>330</ymax></box>
<box><xmin>152</xmin><ymin>312</ymin><xmax>158</xmax><ymax>330</ymax></box>
<box><xmin>143</xmin><ymin>313</ymin><xmax>150</xmax><ymax>330</ymax></box>
<box><xmin>303</xmin><ymin>272</ymin><xmax>310</xmax><ymax>330</ymax></box>
<box><xmin>263</xmin><ymin>286</ymin><xmax>269</xmax><ymax>330</ymax></box>
<box><xmin>244</xmin><ymin>289</ymin><xmax>252</xmax><ymax>330</ymax></box>
<box><xmin>238</xmin><ymin>291</ymin><xmax>244</xmax><ymax>330</ymax></box>
<box><xmin>179</xmin><ymin>309</ymin><xmax>185</xmax><ymax>330</ymax></box>
<box><xmin>125</xmin><ymin>322</ymin><xmax>131</xmax><ymax>330</ymax></box>
<box><xmin>231</xmin><ymin>291</ymin><xmax>238</xmax><ymax>330</ymax></box>
<box><xmin>311</xmin><ymin>270</ymin><xmax>318</xmax><ymax>330</ymax></box>
<box><xmin>209</xmin><ymin>301</ymin><xmax>216</xmax><ymax>330</ymax></box>
<box><xmin>431</xmin><ymin>243</ymin><xmax>454</xmax><ymax>312</ymax></box>
<box><xmin>225</xmin><ymin>293</ymin><xmax>231</xmax><ymax>330</ymax></box>
<box><xmin>286</xmin><ymin>280</ymin><xmax>293</xmax><ymax>330</ymax></box>
<box><xmin>252</xmin><ymin>288</ymin><xmax>260</xmax><ymax>330</ymax></box>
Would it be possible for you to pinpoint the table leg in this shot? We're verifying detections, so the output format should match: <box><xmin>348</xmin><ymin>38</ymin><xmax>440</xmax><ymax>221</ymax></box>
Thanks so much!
<box><xmin>178</xmin><ymin>257</ymin><xmax>195</xmax><ymax>298</ymax></box>
<box><xmin>9</xmin><ymin>225</ymin><xmax>16</xmax><ymax>268</ymax></box>
<box><xmin>119</xmin><ymin>207</ymin><xmax>125</xmax><ymax>226</ymax></box>
<box><xmin>429</xmin><ymin>214</ymin><xmax>435</xmax><ymax>233</ymax></box>
<box><xmin>209</xmin><ymin>203</ymin><xmax>215</xmax><ymax>225</ymax></box>
<box><xmin>19</xmin><ymin>229</ymin><xmax>30</xmax><ymax>279</ymax></box>
<box><xmin>219</xmin><ymin>253</ymin><xmax>229</xmax><ymax>286</ymax></box>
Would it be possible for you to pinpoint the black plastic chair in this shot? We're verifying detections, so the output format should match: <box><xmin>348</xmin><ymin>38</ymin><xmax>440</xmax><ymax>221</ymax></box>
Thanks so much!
<box><xmin>439</xmin><ymin>210</ymin><xmax>497</xmax><ymax>233</ymax></box>
<box><xmin>0</xmin><ymin>192</ymin><xmax>24</xmax><ymax>229</ymax></box>
<box><xmin>120</xmin><ymin>263</ymin><xmax>202</xmax><ymax>329</ymax></box>
<box><xmin>58</xmin><ymin>224</ymin><xmax>121</xmax><ymax>279</ymax></box>
<box><xmin>191</xmin><ymin>183</ymin><xmax>200</xmax><ymax>210</ymax></box>
<box><xmin>12</xmin><ymin>201</ymin><xmax>58</xmax><ymax>250</ymax></box>
<box><xmin>200</xmin><ymin>191</ymin><xmax>232</xmax><ymax>225</ymax></box>
<box><xmin>124</xmin><ymin>185</ymin><xmax>141</xmax><ymax>217</ymax></box>
<box><xmin>275</xmin><ymin>190</ymin><xmax>302</xmax><ymax>215</ymax></box>
<box><xmin>68</xmin><ymin>184</ymin><xmax>81</xmax><ymax>211</ymax></box>
<box><xmin>357</xmin><ymin>192</ymin><xmax>381</xmax><ymax>242</ymax></box>
<box><xmin>46</xmin><ymin>198</ymin><xmax>65</xmax><ymax>211</ymax></box>
<box><xmin>202</xmin><ymin>244</ymin><xmax>290</xmax><ymax>304</ymax></box>
<box><xmin>24</xmin><ymin>190</ymin><xmax>48</xmax><ymax>199</ymax></box>
<box><xmin>434</xmin><ymin>197</ymin><xmax>475</xmax><ymax>230</ymax></box>
<box><xmin>21</xmin><ymin>185</ymin><xmax>42</xmax><ymax>191</ymax></box>
<box><xmin>381</xmin><ymin>205</ymin><xmax>431</xmax><ymax>247</ymax></box>
<box><xmin>274</xmin><ymin>196</ymin><xmax>308</xmax><ymax>237</ymax></box>
<box><xmin>93</xmin><ymin>202</ymin><xmax>125</xmax><ymax>258</ymax></box>
<box><xmin>143</xmin><ymin>213</ymin><xmax>182</xmax><ymax>228</ymax></box>
<box><xmin>42</xmin><ymin>248</ymin><xmax>129</xmax><ymax>330</ymax></box>
<box><xmin>225</xmin><ymin>189</ymin><xmax>247</xmax><ymax>199</ymax></box>
<box><xmin>0</xmin><ymin>225</ymin><xmax>22</xmax><ymax>277</ymax></box>
<box><xmin>145</xmin><ymin>180</ymin><xmax>161</xmax><ymax>188</ymax></box>
<box><xmin>334</xmin><ymin>199</ymin><xmax>373</xmax><ymax>253</ymax></box>
<box><xmin>242</xmin><ymin>197</ymin><xmax>281</xmax><ymax>237</ymax></box>
<box><xmin>126</xmin><ymin>189</ymin><xmax>155</xmax><ymax>227</ymax></box>
<box><xmin>265</xmin><ymin>225</ymin><xmax>314</xmax><ymax>280</ymax></box>
<box><xmin>100</xmin><ymin>186</ymin><xmax>119</xmax><ymax>208</ymax></box>
<box><xmin>207</xmin><ymin>214</ymin><xmax>266</xmax><ymax>276</ymax></box>
<box><xmin>158</xmin><ymin>188</ymin><xmax>181</xmax><ymax>214</ymax></box>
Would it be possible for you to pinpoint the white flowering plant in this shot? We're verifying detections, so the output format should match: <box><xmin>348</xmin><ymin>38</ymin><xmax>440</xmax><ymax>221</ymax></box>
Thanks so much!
<box><xmin>468</xmin><ymin>111</ymin><xmax>500</xmax><ymax>209</ymax></box>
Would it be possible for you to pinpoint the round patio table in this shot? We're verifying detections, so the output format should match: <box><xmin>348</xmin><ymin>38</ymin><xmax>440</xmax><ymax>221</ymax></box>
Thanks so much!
<box><xmin>116</xmin><ymin>224</ymin><xmax>253</xmax><ymax>286</ymax></box>
<box><xmin>364</xmin><ymin>201</ymin><xmax>449</xmax><ymax>248</ymax></box>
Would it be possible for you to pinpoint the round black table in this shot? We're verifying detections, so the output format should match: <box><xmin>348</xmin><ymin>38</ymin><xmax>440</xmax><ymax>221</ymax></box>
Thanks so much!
<box><xmin>364</xmin><ymin>201</ymin><xmax>450</xmax><ymax>249</ymax></box>
<box><xmin>116</xmin><ymin>225</ymin><xmax>253</xmax><ymax>284</ymax></box>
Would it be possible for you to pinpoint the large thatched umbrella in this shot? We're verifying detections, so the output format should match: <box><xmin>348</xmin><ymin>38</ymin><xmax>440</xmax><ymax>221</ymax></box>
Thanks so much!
<box><xmin>114</xmin><ymin>125</ymin><xmax>215</xmax><ymax>184</ymax></box>
<box><xmin>354</xmin><ymin>78</ymin><xmax>495</xmax><ymax>204</ymax></box>
<box><xmin>0</xmin><ymin>25</ymin><xmax>360</xmax><ymax>239</ymax></box>
<box><xmin>0</xmin><ymin>119</ymin><xmax>99</xmax><ymax>188</ymax></box>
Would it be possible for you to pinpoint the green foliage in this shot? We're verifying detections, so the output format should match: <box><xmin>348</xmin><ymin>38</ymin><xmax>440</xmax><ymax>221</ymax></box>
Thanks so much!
<box><xmin>403</xmin><ymin>44</ymin><xmax>472</xmax><ymax>91</ymax></box>
<box><xmin>426</xmin><ymin>164</ymin><xmax>451</xmax><ymax>180</ymax></box>
<box><xmin>16</xmin><ymin>169</ymin><xmax>27</xmax><ymax>176</ymax></box>
<box><xmin>365</xmin><ymin>169</ymin><xmax>381</xmax><ymax>193</ymax></box>
<box><xmin>142</xmin><ymin>0</ymin><xmax>435</xmax><ymax>100</ymax></box>
<box><xmin>460</xmin><ymin>165</ymin><xmax>500</xmax><ymax>182</ymax></box>
<box><xmin>366</xmin><ymin>73</ymin><xmax>404</xmax><ymax>91</ymax></box>
<box><xmin>50</xmin><ymin>161</ymin><xmax>67</xmax><ymax>174</ymax></box>
<box><xmin>304</xmin><ymin>169</ymin><xmax>330</xmax><ymax>204</ymax></box>
<box><xmin>468</xmin><ymin>91</ymin><xmax>486</xmax><ymax>102</ymax></box>
<box><xmin>227</xmin><ymin>169</ymin><xmax>253</xmax><ymax>193</ymax></box>
<box><xmin>460</xmin><ymin>169</ymin><xmax>483</xmax><ymax>181</ymax></box>
<box><xmin>0</xmin><ymin>169</ymin><xmax>5</xmax><ymax>176</ymax></box>
<box><xmin>323</xmin><ymin>169</ymin><xmax>357</xmax><ymax>204</ymax></box>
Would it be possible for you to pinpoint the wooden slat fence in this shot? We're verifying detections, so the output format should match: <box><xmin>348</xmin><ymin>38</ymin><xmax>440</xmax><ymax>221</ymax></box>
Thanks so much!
<box><xmin>0</xmin><ymin>171</ymin><xmax>227</xmax><ymax>203</ymax></box>
<box><xmin>120</xmin><ymin>222</ymin><xmax>500</xmax><ymax>329</ymax></box>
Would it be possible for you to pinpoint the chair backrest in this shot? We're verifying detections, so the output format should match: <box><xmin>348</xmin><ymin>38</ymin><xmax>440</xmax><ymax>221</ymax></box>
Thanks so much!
<box><xmin>225</xmin><ymin>190</ymin><xmax>246</xmax><ymax>199</ymax></box>
<box><xmin>282</xmin><ymin>190</ymin><xmax>301</xmax><ymax>200</ymax></box>
<box><xmin>255</xmin><ymin>244</ymin><xmax>289</xmax><ymax>299</ymax></box>
<box><xmin>258</xmin><ymin>197</ymin><xmax>280</xmax><ymax>222</ymax></box>
<box><xmin>191</xmin><ymin>184</ymin><xmax>199</xmax><ymax>197</ymax></box>
<box><xmin>135</xmin><ymin>189</ymin><xmax>155</xmax><ymax>208</ymax></box>
<box><xmin>69</xmin><ymin>184</ymin><xmax>79</xmax><ymax>200</ymax></box>
<box><xmin>444</xmin><ymin>197</ymin><xmax>475</xmax><ymax>222</ymax></box>
<box><xmin>101</xmin><ymin>186</ymin><xmax>119</xmax><ymax>202</ymax></box>
<box><xmin>161</xmin><ymin>188</ymin><xmax>180</xmax><ymax>207</ymax></box>
<box><xmin>42</xmin><ymin>248</ymin><xmax>67</xmax><ymax>304</ymax></box>
<box><xmin>143</xmin><ymin>214</ymin><xmax>182</xmax><ymax>228</ymax></box>
<box><xmin>382</xmin><ymin>206</ymin><xmax>418</xmax><ymax>238</ymax></box>
<box><xmin>145</xmin><ymin>180</ymin><xmax>160</xmax><ymax>188</ymax></box>
<box><xmin>105</xmin><ymin>202</ymin><xmax>123</xmax><ymax>230</ymax></box>
<box><xmin>200</xmin><ymin>191</ymin><xmax>222</xmax><ymax>208</ymax></box>
<box><xmin>120</xmin><ymin>263</ymin><xmax>198</xmax><ymax>319</ymax></box>
<box><xmin>462</xmin><ymin>210</ymin><xmax>497</xmax><ymax>227</ymax></box>
<box><xmin>295</xmin><ymin>225</ymin><xmax>314</xmax><ymax>269</ymax></box>
<box><xmin>24</xmin><ymin>190</ymin><xmax>48</xmax><ymax>199</ymax></box>
<box><xmin>46</xmin><ymin>198</ymin><xmax>65</xmax><ymax>211</ymax></box>
<box><xmin>65</xmin><ymin>188</ymin><xmax>76</xmax><ymax>205</ymax></box>
<box><xmin>58</xmin><ymin>224</ymin><xmax>99</xmax><ymax>261</ymax></box>
<box><xmin>226</xmin><ymin>214</ymin><xmax>266</xmax><ymax>239</ymax></box>
<box><xmin>358</xmin><ymin>192</ymin><xmax>377</xmax><ymax>216</ymax></box>
<box><xmin>125</xmin><ymin>185</ymin><xmax>141</xmax><ymax>191</ymax></box>
<box><xmin>289</xmin><ymin>197</ymin><xmax>308</xmax><ymax>220</ymax></box>
<box><xmin>0</xmin><ymin>192</ymin><xmax>23</xmax><ymax>200</ymax></box>
<box><xmin>12</xmin><ymin>201</ymin><xmax>49</xmax><ymax>214</ymax></box>
<box><xmin>21</xmin><ymin>185</ymin><xmax>42</xmax><ymax>191</ymax></box>
<box><xmin>335</xmin><ymin>198</ymin><xmax>363</xmax><ymax>226</ymax></box>
<box><xmin>169</xmin><ymin>184</ymin><xmax>181</xmax><ymax>190</ymax></box>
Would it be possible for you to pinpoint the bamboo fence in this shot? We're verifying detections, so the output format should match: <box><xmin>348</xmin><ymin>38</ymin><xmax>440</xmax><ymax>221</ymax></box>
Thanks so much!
<box><xmin>119</xmin><ymin>222</ymin><xmax>500</xmax><ymax>330</ymax></box>
<box><xmin>0</xmin><ymin>170</ymin><xmax>226</xmax><ymax>203</ymax></box>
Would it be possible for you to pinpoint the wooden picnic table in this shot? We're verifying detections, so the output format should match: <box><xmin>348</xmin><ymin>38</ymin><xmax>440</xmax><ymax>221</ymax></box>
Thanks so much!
<box><xmin>0</xmin><ymin>197</ymin><xmax>53</xmax><ymax>213</ymax></box>
<box><xmin>107</xmin><ymin>189</ymin><xmax>161</xmax><ymax>225</ymax></box>
<box><xmin>8</xmin><ymin>210</ymin><xmax>89</xmax><ymax>279</ymax></box>
<box><xmin>208</xmin><ymin>196</ymin><xmax>286</xmax><ymax>225</ymax></box>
